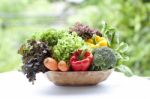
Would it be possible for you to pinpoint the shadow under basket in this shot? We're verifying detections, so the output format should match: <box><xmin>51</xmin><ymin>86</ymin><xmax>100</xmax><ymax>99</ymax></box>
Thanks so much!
<box><xmin>46</xmin><ymin>69</ymin><xmax>113</xmax><ymax>86</ymax></box>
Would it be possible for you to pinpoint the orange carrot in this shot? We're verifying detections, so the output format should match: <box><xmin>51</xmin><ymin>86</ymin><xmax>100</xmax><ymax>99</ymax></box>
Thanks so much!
<box><xmin>43</xmin><ymin>57</ymin><xmax>58</xmax><ymax>71</ymax></box>
<box><xmin>58</xmin><ymin>61</ymin><xmax>69</xmax><ymax>72</ymax></box>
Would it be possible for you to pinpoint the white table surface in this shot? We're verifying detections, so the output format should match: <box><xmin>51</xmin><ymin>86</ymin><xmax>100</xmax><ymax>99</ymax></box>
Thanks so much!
<box><xmin>0</xmin><ymin>71</ymin><xmax>150</xmax><ymax>99</ymax></box>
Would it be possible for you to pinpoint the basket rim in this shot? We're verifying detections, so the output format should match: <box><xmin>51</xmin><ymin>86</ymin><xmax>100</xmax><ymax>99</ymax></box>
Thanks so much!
<box><xmin>46</xmin><ymin>68</ymin><xmax>114</xmax><ymax>73</ymax></box>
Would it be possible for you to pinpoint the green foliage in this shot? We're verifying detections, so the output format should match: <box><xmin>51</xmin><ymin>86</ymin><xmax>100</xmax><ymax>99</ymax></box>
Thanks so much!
<box><xmin>0</xmin><ymin>0</ymin><xmax>58</xmax><ymax>72</ymax></box>
<box><xmin>100</xmin><ymin>22</ymin><xmax>132</xmax><ymax>76</ymax></box>
<box><xmin>0</xmin><ymin>0</ymin><xmax>30</xmax><ymax>13</ymax></box>
<box><xmin>116</xmin><ymin>65</ymin><xmax>133</xmax><ymax>77</ymax></box>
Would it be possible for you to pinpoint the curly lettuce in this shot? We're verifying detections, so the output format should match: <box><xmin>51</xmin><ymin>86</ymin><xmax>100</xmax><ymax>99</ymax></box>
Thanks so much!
<box><xmin>53</xmin><ymin>32</ymin><xmax>85</xmax><ymax>62</ymax></box>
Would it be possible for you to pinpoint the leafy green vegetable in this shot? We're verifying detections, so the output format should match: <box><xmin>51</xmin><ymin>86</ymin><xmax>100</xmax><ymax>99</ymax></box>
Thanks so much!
<box><xmin>101</xmin><ymin>22</ymin><xmax>133</xmax><ymax>76</ymax></box>
<box><xmin>32</xmin><ymin>29</ymin><xmax>85</xmax><ymax>62</ymax></box>
<box><xmin>90</xmin><ymin>47</ymin><xmax>116</xmax><ymax>71</ymax></box>
<box><xmin>69</xmin><ymin>22</ymin><xmax>102</xmax><ymax>40</ymax></box>
<box><xmin>101</xmin><ymin>22</ymin><xmax>120</xmax><ymax>49</ymax></box>
<box><xmin>116</xmin><ymin>65</ymin><xmax>133</xmax><ymax>77</ymax></box>
<box><xmin>32</xmin><ymin>29</ymin><xmax>68</xmax><ymax>50</ymax></box>
<box><xmin>18</xmin><ymin>40</ymin><xmax>51</xmax><ymax>83</ymax></box>
<box><xmin>53</xmin><ymin>32</ymin><xmax>84</xmax><ymax>62</ymax></box>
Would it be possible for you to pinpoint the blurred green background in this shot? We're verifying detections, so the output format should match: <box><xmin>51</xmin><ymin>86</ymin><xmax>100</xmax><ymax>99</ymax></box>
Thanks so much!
<box><xmin>0</xmin><ymin>0</ymin><xmax>150</xmax><ymax>76</ymax></box>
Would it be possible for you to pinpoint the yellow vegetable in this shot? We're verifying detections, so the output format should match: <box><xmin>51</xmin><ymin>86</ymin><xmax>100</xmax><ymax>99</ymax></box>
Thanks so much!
<box><xmin>86</xmin><ymin>35</ymin><xmax>108</xmax><ymax>48</ymax></box>
<box><xmin>86</xmin><ymin>42</ymin><xmax>96</xmax><ymax>48</ymax></box>
<box><xmin>99</xmin><ymin>37</ymin><xmax>106</xmax><ymax>41</ymax></box>
<box><xmin>86</xmin><ymin>39</ymin><xmax>93</xmax><ymax>43</ymax></box>
<box><xmin>95</xmin><ymin>35</ymin><xmax>101</xmax><ymax>42</ymax></box>
<box><xmin>98</xmin><ymin>40</ymin><xmax>107</xmax><ymax>46</ymax></box>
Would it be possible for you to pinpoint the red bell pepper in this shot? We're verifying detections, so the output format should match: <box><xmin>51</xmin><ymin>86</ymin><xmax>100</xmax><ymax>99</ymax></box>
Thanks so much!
<box><xmin>70</xmin><ymin>50</ymin><xmax>93</xmax><ymax>71</ymax></box>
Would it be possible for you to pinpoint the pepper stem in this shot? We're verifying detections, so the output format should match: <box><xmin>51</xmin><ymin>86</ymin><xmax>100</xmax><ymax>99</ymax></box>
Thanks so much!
<box><xmin>92</xmin><ymin>34</ymin><xmax>97</xmax><ymax>45</ymax></box>
<box><xmin>78</xmin><ymin>49</ymin><xmax>88</xmax><ymax>60</ymax></box>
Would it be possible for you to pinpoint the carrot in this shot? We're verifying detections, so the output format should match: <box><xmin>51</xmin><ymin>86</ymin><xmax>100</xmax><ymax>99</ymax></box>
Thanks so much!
<box><xmin>43</xmin><ymin>57</ymin><xmax>58</xmax><ymax>71</ymax></box>
<box><xmin>58</xmin><ymin>61</ymin><xmax>69</xmax><ymax>72</ymax></box>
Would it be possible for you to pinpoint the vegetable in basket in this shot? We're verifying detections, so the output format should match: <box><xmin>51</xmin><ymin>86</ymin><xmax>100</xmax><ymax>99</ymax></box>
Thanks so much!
<box><xmin>53</xmin><ymin>32</ymin><xmax>84</xmax><ymax>62</ymax></box>
<box><xmin>90</xmin><ymin>47</ymin><xmax>117</xmax><ymax>71</ymax></box>
<box><xmin>70</xmin><ymin>50</ymin><xmax>93</xmax><ymax>71</ymax></box>
<box><xmin>69</xmin><ymin>22</ymin><xmax>102</xmax><ymax>40</ymax></box>
<box><xmin>18</xmin><ymin>40</ymin><xmax>51</xmax><ymax>83</ymax></box>
<box><xmin>86</xmin><ymin>35</ymin><xmax>107</xmax><ymax>48</ymax></box>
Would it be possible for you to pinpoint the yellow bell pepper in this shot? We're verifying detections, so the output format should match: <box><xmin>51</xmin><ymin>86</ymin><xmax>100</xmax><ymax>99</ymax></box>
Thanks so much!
<box><xmin>86</xmin><ymin>39</ymin><xmax>93</xmax><ymax>44</ymax></box>
<box><xmin>98</xmin><ymin>40</ymin><xmax>107</xmax><ymax>46</ymax></box>
<box><xmin>86</xmin><ymin>35</ymin><xmax>107</xmax><ymax>48</ymax></box>
<box><xmin>95</xmin><ymin>35</ymin><xmax>101</xmax><ymax>42</ymax></box>
<box><xmin>86</xmin><ymin>43</ymin><xmax>95</xmax><ymax>48</ymax></box>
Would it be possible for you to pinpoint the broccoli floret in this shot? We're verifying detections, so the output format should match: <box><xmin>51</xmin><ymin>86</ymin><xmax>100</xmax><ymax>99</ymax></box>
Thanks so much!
<box><xmin>90</xmin><ymin>47</ymin><xmax>116</xmax><ymax>71</ymax></box>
